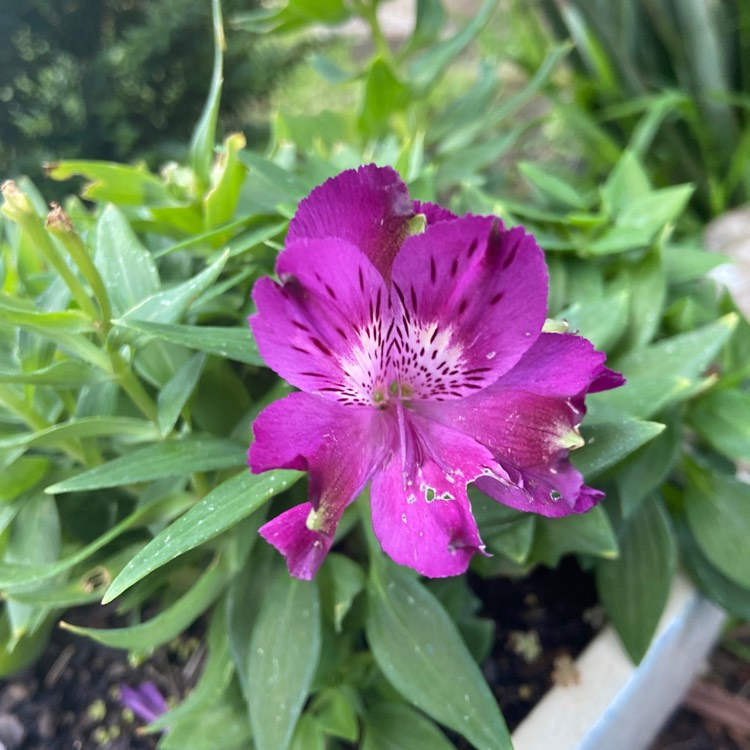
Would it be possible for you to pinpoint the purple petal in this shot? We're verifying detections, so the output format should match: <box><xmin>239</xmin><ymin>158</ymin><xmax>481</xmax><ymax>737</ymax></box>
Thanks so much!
<box><xmin>475</xmin><ymin>459</ymin><xmax>602</xmax><ymax>517</ymax></box>
<box><xmin>389</xmin><ymin>217</ymin><xmax>548</xmax><ymax>396</ymax></box>
<box><xmin>119</xmin><ymin>682</ymin><xmax>167</xmax><ymax>723</ymax></box>
<box><xmin>251</xmin><ymin>238</ymin><xmax>390</xmax><ymax>401</ymax></box>
<box><xmin>414</xmin><ymin>200</ymin><xmax>458</xmax><ymax>224</ymax></box>
<box><xmin>251</xmin><ymin>392</ymin><xmax>391</xmax><ymax>578</ymax></box>
<box><xmin>370</xmin><ymin>411</ymin><xmax>498</xmax><ymax>577</ymax></box>
<box><xmin>286</xmin><ymin>164</ymin><xmax>415</xmax><ymax>280</ymax></box>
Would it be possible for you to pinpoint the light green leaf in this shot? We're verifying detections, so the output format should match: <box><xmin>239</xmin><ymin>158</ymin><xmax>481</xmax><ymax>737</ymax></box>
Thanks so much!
<box><xmin>685</xmin><ymin>466</ymin><xmax>750</xmax><ymax>588</ymax></box>
<box><xmin>359</xmin><ymin>59</ymin><xmax>409</xmax><ymax>138</ymax></box>
<box><xmin>95</xmin><ymin>205</ymin><xmax>160</xmax><ymax>316</ymax></box>
<box><xmin>46</xmin><ymin>436</ymin><xmax>246</xmax><ymax>494</ymax></box>
<box><xmin>0</xmin><ymin>295</ymin><xmax>94</xmax><ymax>333</ymax></box>
<box><xmin>366</xmin><ymin>560</ymin><xmax>511</xmax><ymax>750</ymax></box>
<box><xmin>104</xmin><ymin>469</ymin><xmax>301</xmax><ymax>602</ymax></box>
<box><xmin>247</xmin><ymin>572</ymin><xmax>321</xmax><ymax>750</ymax></box>
<box><xmin>0</xmin><ymin>361</ymin><xmax>106</xmax><ymax>387</ymax></box>
<box><xmin>601</xmin><ymin>150</ymin><xmax>651</xmax><ymax>217</ymax></box>
<box><xmin>47</xmin><ymin>161</ymin><xmax>172</xmax><ymax>206</ymax></box>
<box><xmin>559</xmin><ymin>291</ymin><xmax>629</xmax><ymax>351</ymax></box>
<box><xmin>119</xmin><ymin>250</ymin><xmax>229</xmax><ymax>328</ymax></box>
<box><xmin>0</xmin><ymin>457</ymin><xmax>50</xmax><ymax>502</ymax></box>
<box><xmin>616</xmin><ymin>185</ymin><xmax>694</xmax><ymax>235</ymax></box>
<box><xmin>204</xmin><ymin>133</ymin><xmax>248</xmax><ymax>230</ymax></box>
<box><xmin>61</xmin><ymin>555</ymin><xmax>231</xmax><ymax>650</ymax></box>
<box><xmin>190</xmin><ymin>0</ymin><xmax>224</xmax><ymax>187</ymax></box>
<box><xmin>519</xmin><ymin>162</ymin><xmax>592</xmax><ymax>209</ymax></box>
<box><xmin>597</xmin><ymin>497</ymin><xmax>676</xmax><ymax>663</ymax></box>
<box><xmin>319</xmin><ymin>553</ymin><xmax>365</xmax><ymax>632</ymax></box>
<box><xmin>0</xmin><ymin>417</ymin><xmax>158</xmax><ymax>451</ymax></box>
<box><xmin>363</xmin><ymin>702</ymin><xmax>454</xmax><ymax>750</ymax></box>
<box><xmin>573</xmin><ymin>420</ymin><xmax>665</xmax><ymax>479</ymax></box>
<box><xmin>157</xmin><ymin>352</ymin><xmax>206</xmax><ymax>436</ymax></box>
<box><xmin>113</xmin><ymin>320</ymin><xmax>262</xmax><ymax>365</ymax></box>
<box><xmin>311</xmin><ymin>687</ymin><xmax>358</xmax><ymax>742</ymax></box>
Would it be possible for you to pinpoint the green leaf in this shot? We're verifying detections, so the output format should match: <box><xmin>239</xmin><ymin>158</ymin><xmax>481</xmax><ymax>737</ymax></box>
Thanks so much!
<box><xmin>685</xmin><ymin>466</ymin><xmax>750</xmax><ymax>588</ymax></box>
<box><xmin>363</xmin><ymin>702</ymin><xmax>455</xmax><ymax>750</ymax></box>
<box><xmin>319</xmin><ymin>553</ymin><xmax>365</xmax><ymax>632</ymax></box>
<box><xmin>45</xmin><ymin>436</ymin><xmax>247</xmax><ymax>494</ymax></box>
<box><xmin>190</xmin><ymin>0</ymin><xmax>224</xmax><ymax>187</ymax></box>
<box><xmin>559</xmin><ymin>291</ymin><xmax>629</xmax><ymax>351</ymax></box>
<box><xmin>157</xmin><ymin>352</ymin><xmax>206</xmax><ymax>436</ymax></box>
<box><xmin>519</xmin><ymin>162</ymin><xmax>592</xmax><ymax>209</ymax></box>
<box><xmin>95</xmin><ymin>205</ymin><xmax>160</xmax><ymax>316</ymax></box>
<box><xmin>0</xmin><ymin>610</ymin><xmax>55</xmax><ymax>678</ymax></box>
<box><xmin>0</xmin><ymin>361</ymin><xmax>105</xmax><ymax>387</ymax></box>
<box><xmin>409</xmin><ymin>0</ymin><xmax>495</xmax><ymax>91</ymax></box>
<box><xmin>247</xmin><ymin>571</ymin><xmax>321</xmax><ymax>750</ymax></box>
<box><xmin>118</xmin><ymin>250</ymin><xmax>229</xmax><ymax>328</ymax></box>
<box><xmin>0</xmin><ymin>417</ymin><xmax>158</xmax><ymax>451</ymax></box>
<box><xmin>0</xmin><ymin>457</ymin><xmax>50</xmax><ymax>502</ymax></box>
<box><xmin>47</xmin><ymin>161</ymin><xmax>172</xmax><ymax>206</ymax></box>
<box><xmin>531</xmin><ymin>505</ymin><xmax>618</xmax><ymax>566</ymax></box>
<box><xmin>616</xmin><ymin>185</ymin><xmax>694</xmax><ymax>235</ymax></box>
<box><xmin>624</xmin><ymin>250</ymin><xmax>666</xmax><ymax>348</ymax></box>
<box><xmin>616</xmin><ymin>422</ymin><xmax>681</xmax><ymax>517</ymax></box>
<box><xmin>104</xmin><ymin>469</ymin><xmax>301</xmax><ymax>602</ymax></box>
<box><xmin>484</xmin><ymin>517</ymin><xmax>535</xmax><ymax>564</ymax></box>
<box><xmin>113</xmin><ymin>320</ymin><xmax>262</xmax><ymax>365</ymax></box>
<box><xmin>601</xmin><ymin>150</ymin><xmax>651</xmax><ymax>217</ymax></box>
<box><xmin>61</xmin><ymin>555</ymin><xmax>231</xmax><ymax>650</ymax></box>
<box><xmin>0</xmin><ymin>492</ymin><xmax>190</xmax><ymax>588</ymax></box>
<box><xmin>204</xmin><ymin>133</ymin><xmax>248</xmax><ymax>230</ymax></box>
<box><xmin>674</xmin><ymin>510</ymin><xmax>750</xmax><ymax>621</ymax></box>
<box><xmin>290</xmin><ymin>715</ymin><xmax>326</xmax><ymax>750</ymax></box>
<box><xmin>311</xmin><ymin>687</ymin><xmax>359</xmax><ymax>742</ymax></box>
<box><xmin>366</xmin><ymin>559</ymin><xmax>511</xmax><ymax>750</ymax></box>
<box><xmin>0</xmin><ymin>295</ymin><xmax>94</xmax><ymax>333</ymax></box>
<box><xmin>596</xmin><ymin>497</ymin><xmax>676</xmax><ymax>663</ymax></box>
<box><xmin>573</xmin><ymin>420</ymin><xmax>665</xmax><ymax>479</ymax></box>
<box><xmin>689</xmin><ymin>389</ymin><xmax>750</xmax><ymax>461</ymax></box>
<box><xmin>359</xmin><ymin>59</ymin><xmax>409</xmax><ymax>138</ymax></box>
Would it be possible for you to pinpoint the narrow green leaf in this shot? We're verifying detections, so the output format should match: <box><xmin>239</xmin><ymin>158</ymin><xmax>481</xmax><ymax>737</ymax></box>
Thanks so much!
<box><xmin>46</xmin><ymin>436</ymin><xmax>246</xmax><ymax>494</ymax></box>
<box><xmin>596</xmin><ymin>497</ymin><xmax>676</xmax><ymax>663</ymax></box>
<box><xmin>61</xmin><ymin>556</ymin><xmax>231</xmax><ymax>650</ymax></box>
<box><xmin>685</xmin><ymin>467</ymin><xmax>750</xmax><ymax>588</ymax></box>
<box><xmin>190</xmin><ymin>0</ymin><xmax>224</xmax><ymax>186</ymax></box>
<box><xmin>247</xmin><ymin>571</ymin><xmax>321</xmax><ymax>750</ymax></box>
<box><xmin>119</xmin><ymin>250</ymin><xmax>229</xmax><ymax>328</ymax></box>
<box><xmin>104</xmin><ymin>469</ymin><xmax>301</xmax><ymax>602</ymax></box>
<box><xmin>157</xmin><ymin>353</ymin><xmax>206</xmax><ymax>436</ymax></box>
<box><xmin>519</xmin><ymin>162</ymin><xmax>592</xmax><ymax>209</ymax></box>
<box><xmin>363</xmin><ymin>702</ymin><xmax>454</xmax><ymax>750</ymax></box>
<box><xmin>0</xmin><ymin>295</ymin><xmax>94</xmax><ymax>333</ymax></box>
<box><xmin>113</xmin><ymin>320</ymin><xmax>262</xmax><ymax>365</ymax></box>
<box><xmin>0</xmin><ymin>417</ymin><xmax>158</xmax><ymax>451</ymax></box>
<box><xmin>0</xmin><ymin>492</ymin><xmax>191</xmax><ymax>588</ymax></box>
<box><xmin>0</xmin><ymin>457</ymin><xmax>50</xmax><ymax>502</ymax></box>
<box><xmin>204</xmin><ymin>134</ymin><xmax>248</xmax><ymax>230</ymax></box>
<box><xmin>95</xmin><ymin>205</ymin><xmax>160</xmax><ymax>316</ymax></box>
<box><xmin>366</xmin><ymin>560</ymin><xmax>511</xmax><ymax>750</ymax></box>
<box><xmin>573</xmin><ymin>420</ymin><xmax>665</xmax><ymax>479</ymax></box>
<box><xmin>0</xmin><ymin>361</ymin><xmax>105</xmax><ymax>387</ymax></box>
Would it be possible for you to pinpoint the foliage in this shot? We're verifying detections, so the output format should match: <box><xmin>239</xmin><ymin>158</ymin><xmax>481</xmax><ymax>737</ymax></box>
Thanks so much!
<box><xmin>523</xmin><ymin>0</ymin><xmax>750</xmax><ymax>218</ymax></box>
<box><xmin>1</xmin><ymin>0</ymin><xmax>750</xmax><ymax>748</ymax></box>
<box><xmin>0</xmin><ymin>0</ymin><xmax>304</xmax><ymax>186</ymax></box>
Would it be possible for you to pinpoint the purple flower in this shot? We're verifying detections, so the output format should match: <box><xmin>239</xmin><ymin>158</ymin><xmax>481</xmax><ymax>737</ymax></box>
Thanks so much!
<box><xmin>119</xmin><ymin>681</ymin><xmax>168</xmax><ymax>724</ymax></box>
<box><xmin>249</xmin><ymin>165</ymin><xmax>624</xmax><ymax>580</ymax></box>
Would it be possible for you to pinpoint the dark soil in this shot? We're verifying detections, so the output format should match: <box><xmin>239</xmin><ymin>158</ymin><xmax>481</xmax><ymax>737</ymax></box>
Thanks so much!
<box><xmin>0</xmin><ymin>607</ymin><xmax>202</xmax><ymax>750</ymax></box>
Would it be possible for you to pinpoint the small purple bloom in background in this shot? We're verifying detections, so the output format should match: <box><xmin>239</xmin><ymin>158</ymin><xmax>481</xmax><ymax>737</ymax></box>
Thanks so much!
<box><xmin>249</xmin><ymin>165</ymin><xmax>624</xmax><ymax>580</ymax></box>
<box><xmin>119</xmin><ymin>681</ymin><xmax>168</xmax><ymax>724</ymax></box>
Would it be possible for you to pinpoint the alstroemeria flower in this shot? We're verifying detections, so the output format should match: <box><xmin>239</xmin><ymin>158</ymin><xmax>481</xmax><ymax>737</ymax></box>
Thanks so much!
<box><xmin>249</xmin><ymin>165</ymin><xmax>623</xmax><ymax>579</ymax></box>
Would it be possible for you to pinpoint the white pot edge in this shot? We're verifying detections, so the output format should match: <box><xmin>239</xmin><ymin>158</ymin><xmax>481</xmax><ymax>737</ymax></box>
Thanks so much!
<box><xmin>510</xmin><ymin>572</ymin><xmax>726</xmax><ymax>750</ymax></box>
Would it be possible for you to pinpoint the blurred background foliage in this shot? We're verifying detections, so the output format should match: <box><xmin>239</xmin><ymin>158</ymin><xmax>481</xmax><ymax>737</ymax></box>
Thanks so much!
<box><xmin>0</xmin><ymin>0</ymin><xmax>306</xmax><ymax>187</ymax></box>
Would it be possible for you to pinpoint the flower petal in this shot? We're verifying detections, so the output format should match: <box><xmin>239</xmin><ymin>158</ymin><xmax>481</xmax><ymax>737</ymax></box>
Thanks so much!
<box><xmin>286</xmin><ymin>164</ymin><xmax>414</xmax><ymax>280</ymax></box>
<box><xmin>251</xmin><ymin>392</ymin><xmax>389</xmax><ymax>578</ymax></box>
<box><xmin>251</xmin><ymin>238</ymin><xmax>391</xmax><ymax>402</ymax></box>
<box><xmin>414</xmin><ymin>200</ymin><xmax>457</xmax><ymax>224</ymax></box>
<box><xmin>370</xmin><ymin>411</ymin><xmax>496</xmax><ymax>577</ymax></box>
<box><xmin>389</xmin><ymin>216</ymin><xmax>548</xmax><ymax>397</ymax></box>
